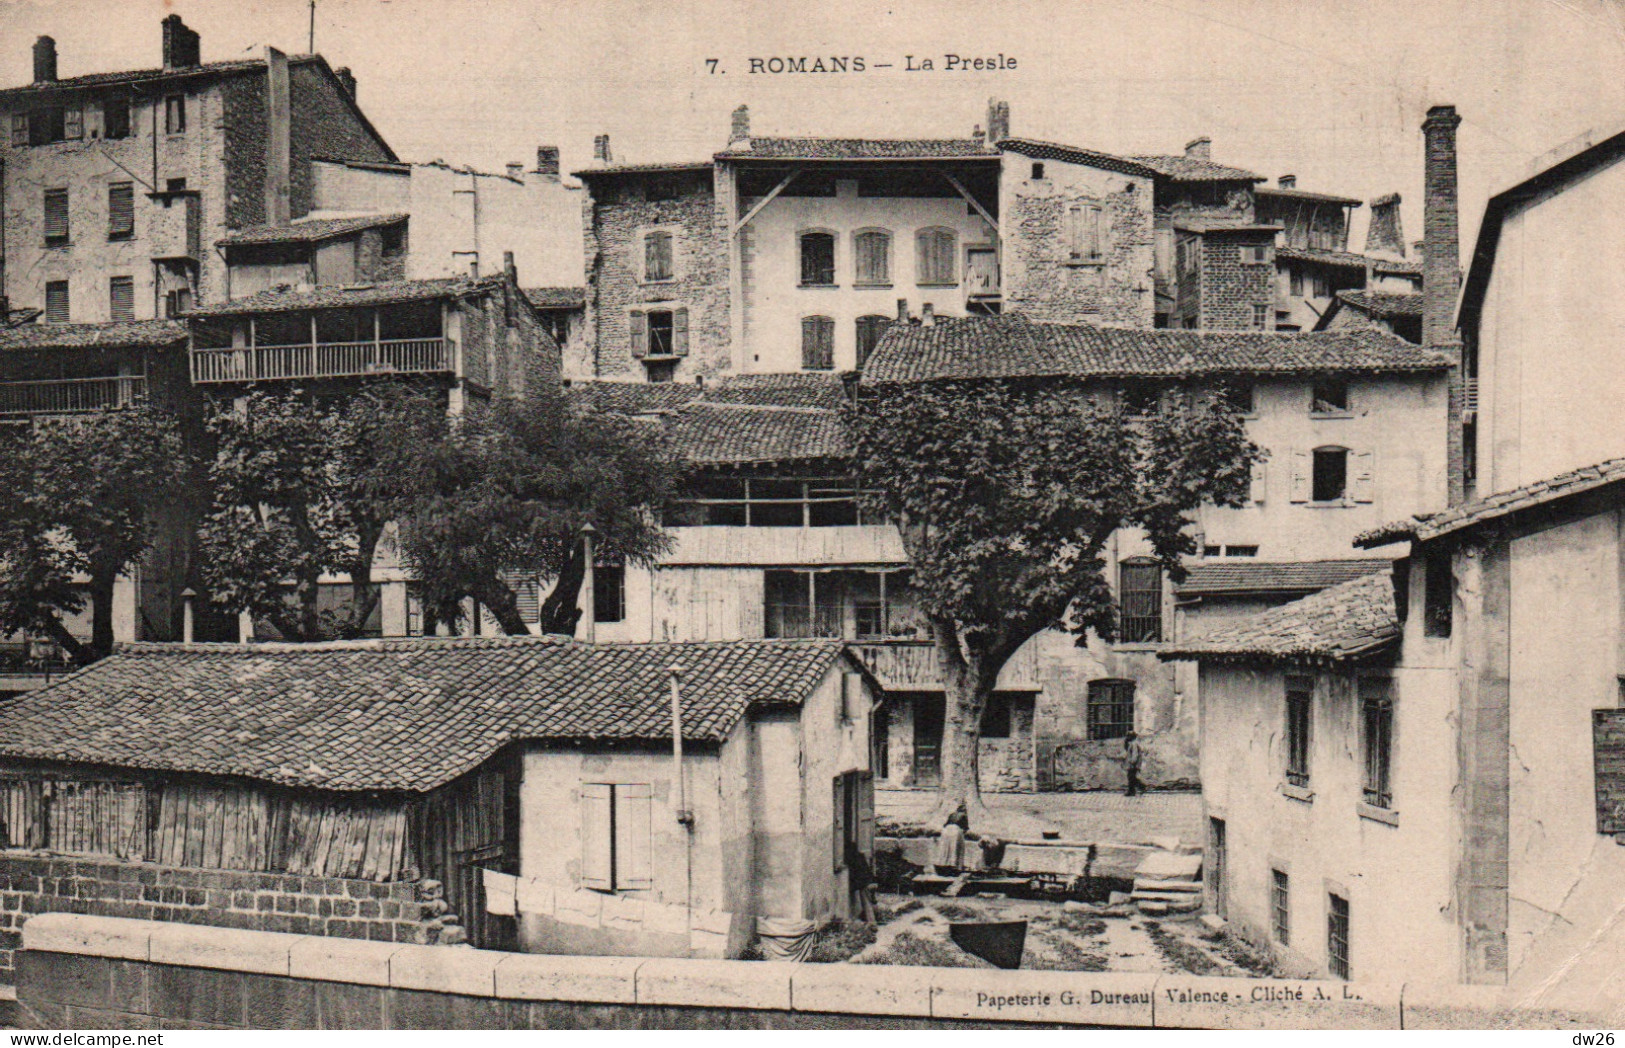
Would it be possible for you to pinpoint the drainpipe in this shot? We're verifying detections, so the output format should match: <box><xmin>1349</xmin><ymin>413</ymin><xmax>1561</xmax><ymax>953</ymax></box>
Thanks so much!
<box><xmin>669</xmin><ymin>664</ymin><xmax>693</xmax><ymax>827</ymax></box>
<box><xmin>579</xmin><ymin>523</ymin><xmax>596</xmax><ymax>642</ymax></box>
<box><xmin>181</xmin><ymin>588</ymin><xmax>196</xmax><ymax>645</ymax></box>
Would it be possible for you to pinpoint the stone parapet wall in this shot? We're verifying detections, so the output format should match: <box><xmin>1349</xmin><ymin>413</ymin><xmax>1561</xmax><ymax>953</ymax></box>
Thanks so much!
<box><xmin>10</xmin><ymin>913</ymin><xmax>1612</xmax><ymax>1030</ymax></box>
<box><xmin>0</xmin><ymin>853</ymin><xmax>449</xmax><ymax>987</ymax></box>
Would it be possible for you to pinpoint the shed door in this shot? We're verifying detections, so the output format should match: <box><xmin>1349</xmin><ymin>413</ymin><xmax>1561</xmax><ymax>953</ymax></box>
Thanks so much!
<box><xmin>913</xmin><ymin>694</ymin><xmax>945</xmax><ymax>788</ymax></box>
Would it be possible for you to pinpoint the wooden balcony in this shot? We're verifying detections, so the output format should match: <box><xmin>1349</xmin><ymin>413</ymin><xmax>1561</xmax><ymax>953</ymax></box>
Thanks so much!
<box><xmin>0</xmin><ymin>376</ymin><xmax>147</xmax><ymax>416</ymax></box>
<box><xmin>190</xmin><ymin>338</ymin><xmax>453</xmax><ymax>384</ymax></box>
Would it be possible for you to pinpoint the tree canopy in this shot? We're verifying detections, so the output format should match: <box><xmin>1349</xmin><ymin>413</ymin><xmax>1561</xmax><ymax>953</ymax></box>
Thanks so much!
<box><xmin>846</xmin><ymin>378</ymin><xmax>1261</xmax><ymax>813</ymax></box>
<box><xmin>0</xmin><ymin>405</ymin><xmax>190</xmax><ymax>661</ymax></box>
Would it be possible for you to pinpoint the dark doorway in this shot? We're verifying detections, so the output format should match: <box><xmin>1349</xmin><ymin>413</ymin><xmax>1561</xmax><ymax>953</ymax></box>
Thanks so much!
<box><xmin>1209</xmin><ymin>816</ymin><xmax>1228</xmax><ymax>920</ymax></box>
<box><xmin>913</xmin><ymin>693</ymin><xmax>945</xmax><ymax>788</ymax></box>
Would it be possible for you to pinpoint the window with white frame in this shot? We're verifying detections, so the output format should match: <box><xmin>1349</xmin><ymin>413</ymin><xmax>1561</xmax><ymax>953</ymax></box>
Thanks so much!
<box><xmin>579</xmin><ymin>783</ymin><xmax>653</xmax><ymax>892</ymax></box>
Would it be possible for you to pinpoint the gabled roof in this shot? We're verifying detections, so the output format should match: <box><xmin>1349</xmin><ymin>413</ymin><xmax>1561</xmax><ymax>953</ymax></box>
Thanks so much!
<box><xmin>862</xmin><ymin>314</ymin><xmax>1451</xmax><ymax>385</ymax></box>
<box><xmin>1159</xmin><ymin>570</ymin><xmax>1398</xmax><ymax>665</ymax></box>
<box><xmin>1177</xmin><ymin>558</ymin><xmax>1393</xmax><ymax>597</ymax></box>
<box><xmin>1334</xmin><ymin>290</ymin><xmax>1423</xmax><ymax>319</ymax></box>
<box><xmin>0</xmin><ymin>319</ymin><xmax>186</xmax><ymax>353</ymax></box>
<box><xmin>523</xmin><ymin>287</ymin><xmax>587</xmax><ymax>310</ymax></box>
<box><xmin>1459</xmin><ymin>120</ymin><xmax>1625</xmax><ymax>332</ymax></box>
<box><xmin>1255</xmin><ymin>186</ymin><xmax>1364</xmax><ymax>207</ymax></box>
<box><xmin>1357</xmin><ymin>457</ymin><xmax>1625</xmax><ymax>548</ymax></box>
<box><xmin>0</xmin><ymin>637</ymin><xmax>852</xmax><ymax>792</ymax></box>
<box><xmin>1130</xmin><ymin>155</ymin><xmax>1265</xmax><ymax>183</ymax></box>
<box><xmin>218</xmin><ymin>213</ymin><xmax>408</xmax><ymax>248</ymax></box>
<box><xmin>996</xmin><ymin>139</ymin><xmax>1158</xmax><ymax>179</ymax></box>
<box><xmin>667</xmin><ymin>403</ymin><xmax>848</xmax><ymax>465</ymax></box>
<box><xmin>718</xmin><ymin>137</ymin><xmax>1001</xmax><ymax>161</ymax></box>
<box><xmin>1274</xmin><ymin>245</ymin><xmax>1424</xmax><ymax>277</ymax></box>
<box><xmin>568</xmin><ymin>373</ymin><xmax>849</xmax><ymax>417</ymax></box>
<box><xmin>184</xmin><ymin>276</ymin><xmax>504</xmax><ymax>318</ymax></box>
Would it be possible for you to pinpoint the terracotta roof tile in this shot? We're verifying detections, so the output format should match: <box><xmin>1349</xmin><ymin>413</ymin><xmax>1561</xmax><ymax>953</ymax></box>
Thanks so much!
<box><xmin>1336</xmin><ymin>290</ymin><xmax>1423</xmax><ymax>319</ymax></box>
<box><xmin>523</xmin><ymin>286</ymin><xmax>587</xmax><ymax>310</ymax></box>
<box><xmin>1160</xmin><ymin>570</ymin><xmax>1398</xmax><ymax>664</ymax></box>
<box><xmin>1256</xmin><ymin>186</ymin><xmax>1364</xmax><ymax>207</ymax></box>
<box><xmin>218</xmin><ymin>213</ymin><xmax>408</xmax><ymax>247</ymax></box>
<box><xmin>862</xmin><ymin>314</ymin><xmax>1451</xmax><ymax>384</ymax></box>
<box><xmin>1178</xmin><ymin>558</ymin><xmax>1393</xmax><ymax>596</ymax></box>
<box><xmin>997</xmin><ymin>139</ymin><xmax>1157</xmax><ymax>178</ymax></box>
<box><xmin>667</xmin><ymin>403</ymin><xmax>847</xmax><ymax>464</ymax></box>
<box><xmin>0</xmin><ymin>55</ymin><xmax>320</xmax><ymax>100</ymax></box>
<box><xmin>719</xmin><ymin>137</ymin><xmax>1000</xmax><ymax>161</ymax></box>
<box><xmin>184</xmin><ymin>277</ymin><xmax>502</xmax><ymax>317</ymax></box>
<box><xmin>1130</xmin><ymin>155</ymin><xmax>1265</xmax><ymax>182</ymax></box>
<box><xmin>0</xmin><ymin>319</ymin><xmax>186</xmax><ymax>353</ymax></box>
<box><xmin>0</xmin><ymin>637</ymin><xmax>850</xmax><ymax>792</ymax></box>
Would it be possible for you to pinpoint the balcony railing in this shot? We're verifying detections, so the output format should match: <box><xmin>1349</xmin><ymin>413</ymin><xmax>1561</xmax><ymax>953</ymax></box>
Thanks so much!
<box><xmin>0</xmin><ymin>376</ymin><xmax>147</xmax><ymax>416</ymax></box>
<box><xmin>190</xmin><ymin>338</ymin><xmax>453</xmax><ymax>384</ymax></box>
<box><xmin>1463</xmin><ymin>376</ymin><xmax>1479</xmax><ymax>418</ymax></box>
<box><xmin>764</xmin><ymin>602</ymin><xmax>845</xmax><ymax>640</ymax></box>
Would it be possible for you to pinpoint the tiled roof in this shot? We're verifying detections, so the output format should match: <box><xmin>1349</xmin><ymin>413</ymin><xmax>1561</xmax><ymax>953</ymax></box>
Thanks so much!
<box><xmin>184</xmin><ymin>277</ymin><xmax>503</xmax><ymax>317</ymax></box>
<box><xmin>719</xmin><ymin>137</ymin><xmax>1000</xmax><ymax>161</ymax></box>
<box><xmin>1275</xmin><ymin>246</ymin><xmax>1375</xmax><ymax>270</ymax></box>
<box><xmin>0</xmin><ymin>54</ymin><xmax>316</xmax><ymax>100</ymax></box>
<box><xmin>1336</xmin><ymin>290</ymin><xmax>1423</xmax><ymax>319</ymax></box>
<box><xmin>1357</xmin><ymin>457</ymin><xmax>1625</xmax><ymax>548</ymax></box>
<box><xmin>1159</xmin><ymin>570</ymin><xmax>1398</xmax><ymax>664</ymax></box>
<box><xmin>572</xmin><ymin>161</ymin><xmax>716</xmax><ymax>178</ymax></box>
<box><xmin>0</xmin><ymin>319</ymin><xmax>186</xmax><ymax>353</ymax></box>
<box><xmin>996</xmin><ymin>139</ymin><xmax>1158</xmax><ymax>179</ymax></box>
<box><xmin>862</xmin><ymin>314</ymin><xmax>1451</xmax><ymax>384</ymax></box>
<box><xmin>218</xmin><ymin>214</ymin><xmax>408</xmax><ymax>247</ymax></box>
<box><xmin>1130</xmin><ymin>155</ymin><xmax>1265</xmax><ymax>183</ymax></box>
<box><xmin>0</xmin><ymin>637</ymin><xmax>851</xmax><ymax>792</ymax></box>
<box><xmin>667</xmin><ymin>403</ymin><xmax>847</xmax><ymax>464</ymax></box>
<box><xmin>1255</xmin><ymin>186</ymin><xmax>1364</xmax><ymax>207</ymax></box>
<box><xmin>1178</xmin><ymin>558</ymin><xmax>1394</xmax><ymax>597</ymax></box>
<box><xmin>567</xmin><ymin>382</ymin><xmax>704</xmax><ymax>415</ymax></box>
<box><xmin>524</xmin><ymin>287</ymin><xmax>587</xmax><ymax>310</ymax></box>
<box><xmin>1373</xmin><ymin>257</ymin><xmax>1423</xmax><ymax>276</ymax></box>
<box><xmin>700</xmin><ymin>373</ymin><xmax>850</xmax><ymax>410</ymax></box>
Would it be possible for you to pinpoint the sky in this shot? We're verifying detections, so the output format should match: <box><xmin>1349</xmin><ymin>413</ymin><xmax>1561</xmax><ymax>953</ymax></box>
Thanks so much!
<box><xmin>3</xmin><ymin>0</ymin><xmax>1624</xmax><ymax>253</ymax></box>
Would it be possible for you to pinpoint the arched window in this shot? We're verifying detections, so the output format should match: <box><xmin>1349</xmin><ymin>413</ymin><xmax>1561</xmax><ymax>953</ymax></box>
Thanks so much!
<box><xmin>801</xmin><ymin>315</ymin><xmax>835</xmax><ymax>370</ymax></box>
<box><xmin>853</xmin><ymin>229</ymin><xmax>891</xmax><ymax>286</ymax></box>
<box><xmin>855</xmin><ymin>314</ymin><xmax>890</xmax><ymax>368</ymax></box>
<box><xmin>799</xmin><ymin>231</ymin><xmax>836</xmax><ymax>286</ymax></box>
<box><xmin>916</xmin><ymin>227</ymin><xmax>958</xmax><ymax>285</ymax></box>
<box><xmin>643</xmin><ymin>231</ymin><xmax>673</xmax><ymax>282</ymax></box>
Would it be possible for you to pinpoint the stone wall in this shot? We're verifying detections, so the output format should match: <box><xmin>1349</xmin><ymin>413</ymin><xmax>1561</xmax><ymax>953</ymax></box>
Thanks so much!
<box><xmin>1197</xmin><ymin>233</ymin><xmax>1276</xmax><ymax>330</ymax></box>
<box><xmin>0</xmin><ymin>854</ymin><xmax>450</xmax><ymax>988</ymax></box>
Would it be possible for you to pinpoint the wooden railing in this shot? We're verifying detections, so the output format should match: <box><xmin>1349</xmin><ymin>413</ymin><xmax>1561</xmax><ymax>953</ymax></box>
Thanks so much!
<box><xmin>0</xmin><ymin>376</ymin><xmax>147</xmax><ymax>416</ymax></box>
<box><xmin>190</xmin><ymin>338</ymin><xmax>453</xmax><ymax>384</ymax></box>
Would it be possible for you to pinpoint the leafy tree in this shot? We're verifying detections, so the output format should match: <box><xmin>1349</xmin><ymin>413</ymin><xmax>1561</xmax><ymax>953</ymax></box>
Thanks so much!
<box><xmin>847</xmin><ymin>379</ymin><xmax>1261</xmax><ymax>818</ymax></box>
<box><xmin>199</xmin><ymin>383</ymin><xmax>443</xmax><ymax>642</ymax></box>
<box><xmin>390</xmin><ymin>389</ymin><xmax>682</xmax><ymax>635</ymax></box>
<box><xmin>0</xmin><ymin>405</ymin><xmax>190</xmax><ymax>661</ymax></box>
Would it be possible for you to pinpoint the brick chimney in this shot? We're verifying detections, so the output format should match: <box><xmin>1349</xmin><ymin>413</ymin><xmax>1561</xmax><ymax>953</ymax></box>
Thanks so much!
<box><xmin>32</xmin><ymin>36</ymin><xmax>57</xmax><ymax>84</ymax></box>
<box><xmin>1278</xmin><ymin>174</ymin><xmax>1296</xmax><ymax>189</ymax></box>
<box><xmin>921</xmin><ymin>302</ymin><xmax>936</xmax><ymax>328</ymax></box>
<box><xmin>987</xmin><ymin>99</ymin><xmax>1010</xmax><ymax>143</ymax></box>
<box><xmin>593</xmin><ymin>134</ymin><xmax>613</xmax><ymax>165</ymax></box>
<box><xmin>535</xmin><ymin>145</ymin><xmax>561</xmax><ymax>180</ymax></box>
<box><xmin>333</xmin><ymin>66</ymin><xmax>357</xmax><ymax>100</ymax></box>
<box><xmin>1422</xmin><ymin>104</ymin><xmax>1465</xmax><ymax>504</ymax></box>
<box><xmin>729</xmin><ymin>105</ymin><xmax>750</xmax><ymax>148</ymax></box>
<box><xmin>1365</xmin><ymin>192</ymin><xmax>1406</xmax><ymax>258</ymax></box>
<box><xmin>162</xmin><ymin>15</ymin><xmax>201</xmax><ymax>70</ymax></box>
<box><xmin>1185</xmin><ymin>136</ymin><xmax>1211</xmax><ymax>160</ymax></box>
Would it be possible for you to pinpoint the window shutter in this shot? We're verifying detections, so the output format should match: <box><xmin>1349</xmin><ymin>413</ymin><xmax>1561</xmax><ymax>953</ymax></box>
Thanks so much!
<box><xmin>672</xmin><ymin>308</ymin><xmax>689</xmax><ymax>356</ymax></box>
<box><xmin>856</xmin><ymin>771</ymin><xmax>875</xmax><ymax>855</ymax></box>
<box><xmin>832</xmin><ymin>775</ymin><xmax>847</xmax><ymax>873</ymax></box>
<box><xmin>1289</xmin><ymin>451</ymin><xmax>1310</xmax><ymax>503</ymax></box>
<box><xmin>44</xmin><ymin>282</ymin><xmax>69</xmax><ymax>324</ymax></box>
<box><xmin>44</xmin><ymin>189</ymin><xmax>69</xmax><ymax>243</ymax></box>
<box><xmin>63</xmin><ymin>107</ymin><xmax>82</xmax><ymax>140</ymax></box>
<box><xmin>1249</xmin><ymin>460</ymin><xmax>1268</xmax><ymax>505</ymax></box>
<box><xmin>1351</xmin><ymin>450</ymin><xmax>1375</xmax><ymax>503</ymax></box>
<box><xmin>1087</xmin><ymin>206</ymin><xmax>1103</xmax><ymax>261</ymax></box>
<box><xmin>803</xmin><ymin>317</ymin><xmax>834</xmax><ymax>370</ymax></box>
<box><xmin>613</xmin><ymin>783</ymin><xmax>652</xmax><ymax>889</ymax></box>
<box><xmin>580</xmin><ymin>783</ymin><xmax>614</xmax><ymax>890</ymax></box>
<box><xmin>9</xmin><ymin>113</ymin><xmax>26</xmax><ymax>147</ymax></box>
<box><xmin>1066</xmin><ymin>206</ymin><xmax>1082</xmax><ymax>260</ymax></box>
<box><xmin>109</xmin><ymin>277</ymin><xmax>135</xmax><ymax>322</ymax></box>
<box><xmin>108</xmin><ymin>183</ymin><xmax>135</xmax><ymax>239</ymax></box>
<box><xmin>629</xmin><ymin>311</ymin><xmax>648</xmax><ymax>358</ymax></box>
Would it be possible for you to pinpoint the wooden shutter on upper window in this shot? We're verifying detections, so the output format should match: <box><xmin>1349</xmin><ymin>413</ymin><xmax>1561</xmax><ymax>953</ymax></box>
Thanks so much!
<box><xmin>108</xmin><ymin>183</ymin><xmax>135</xmax><ymax>239</ymax></box>
<box><xmin>629</xmin><ymin>310</ymin><xmax>648</xmax><ymax>358</ymax></box>
<box><xmin>832</xmin><ymin>775</ymin><xmax>847</xmax><ymax>873</ymax></box>
<box><xmin>44</xmin><ymin>189</ymin><xmax>69</xmax><ymax>243</ymax></box>
<box><xmin>9</xmin><ymin>113</ymin><xmax>27</xmax><ymax>147</ymax></box>
<box><xmin>1289</xmin><ymin>450</ymin><xmax>1310</xmax><ymax>503</ymax></box>
<box><xmin>613</xmin><ymin>784</ymin><xmax>652</xmax><ymax>889</ymax></box>
<box><xmin>1351</xmin><ymin>450</ymin><xmax>1375</xmax><ymax>503</ymax></box>
<box><xmin>803</xmin><ymin>316</ymin><xmax>834</xmax><ymax>370</ymax></box>
<box><xmin>1249</xmin><ymin>461</ymin><xmax>1268</xmax><ymax>505</ymax></box>
<box><xmin>109</xmin><ymin>277</ymin><xmax>135</xmax><ymax>322</ymax></box>
<box><xmin>672</xmin><ymin>307</ymin><xmax>689</xmax><ymax>356</ymax></box>
<box><xmin>580</xmin><ymin>783</ymin><xmax>614</xmax><ymax>890</ymax></box>
<box><xmin>856</xmin><ymin>771</ymin><xmax>875</xmax><ymax>854</ymax></box>
<box><xmin>63</xmin><ymin>107</ymin><xmax>82</xmax><ymax>140</ymax></box>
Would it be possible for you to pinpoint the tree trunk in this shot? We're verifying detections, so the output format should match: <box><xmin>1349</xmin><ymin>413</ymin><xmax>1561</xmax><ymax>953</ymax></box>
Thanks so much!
<box><xmin>930</xmin><ymin>617</ymin><xmax>997</xmax><ymax>827</ymax></box>
<box><xmin>538</xmin><ymin>543</ymin><xmax>586</xmax><ymax>637</ymax></box>
<box><xmin>88</xmin><ymin>571</ymin><xmax>117</xmax><ymax>659</ymax></box>
<box><xmin>39</xmin><ymin>612</ymin><xmax>89</xmax><ymax>664</ymax></box>
<box><xmin>341</xmin><ymin>525</ymin><xmax>383</xmax><ymax>638</ymax></box>
<box><xmin>472</xmin><ymin>575</ymin><xmax>532</xmax><ymax>636</ymax></box>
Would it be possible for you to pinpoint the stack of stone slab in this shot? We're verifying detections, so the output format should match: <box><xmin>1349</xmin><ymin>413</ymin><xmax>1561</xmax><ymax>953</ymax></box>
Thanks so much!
<box><xmin>1131</xmin><ymin>850</ymin><xmax>1204</xmax><ymax>915</ymax></box>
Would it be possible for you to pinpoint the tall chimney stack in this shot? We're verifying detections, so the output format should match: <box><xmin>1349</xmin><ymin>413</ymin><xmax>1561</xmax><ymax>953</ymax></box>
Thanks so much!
<box><xmin>1421</xmin><ymin>104</ymin><xmax>1465</xmax><ymax>504</ymax></box>
<box><xmin>593</xmin><ymin>134</ymin><xmax>613</xmax><ymax>164</ymax></box>
<box><xmin>162</xmin><ymin>15</ymin><xmax>201</xmax><ymax>70</ymax></box>
<box><xmin>1185</xmin><ymin>136</ymin><xmax>1212</xmax><ymax>160</ymax></box>
<box><xmin>1365</xmin><ymin>192</ymin><xmax>1406</xmax><ymax>258</ymax></box>
<box><xmin>32</xmin><ymin>37</ymin><xmax>57</xmax><ymax>84</ymax></box>
<box><xmin>986</xmin><ymin>99</ymin><xmax>1010</xmax><ymax>143</ymax></box>
<box><xmin>535</xmin><ymin>145</ymin><xmax>561</xmax><ymax>180</ymax></box>
<box><xmin>729</xmin><ymin>105</ymin><xmax>750</xmax><ymax>148</ymax></box>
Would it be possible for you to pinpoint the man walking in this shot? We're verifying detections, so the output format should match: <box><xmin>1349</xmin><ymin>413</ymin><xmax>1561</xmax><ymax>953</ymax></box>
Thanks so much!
<box><xmin>1123</xmin><ymin>730</ymin><xmax>1144</xmax><ymax>797</ymax></box>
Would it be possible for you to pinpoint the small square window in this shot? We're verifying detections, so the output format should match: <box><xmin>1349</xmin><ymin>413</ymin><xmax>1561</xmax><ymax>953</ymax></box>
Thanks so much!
<box><xmin>1312</xmin><ymin>379</ymin><xmax>1349</xmax><ymax>413</ymax></box>
<box><xmin>1242</xmin><ymin>244</ymin><xmax>1269</xmax><ymax>264</ymax></box>
<box><xmin>1031</xmin><ymin>162</ymin><xmax>1045</xmax><ymax>179</ymax></box>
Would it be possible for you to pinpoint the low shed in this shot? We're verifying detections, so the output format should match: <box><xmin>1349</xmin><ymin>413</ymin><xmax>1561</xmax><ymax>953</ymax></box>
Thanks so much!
<box><xmin>0</xmin><ymin>635</ymin><xmax>876</xmax><ymax>972</ymax></box>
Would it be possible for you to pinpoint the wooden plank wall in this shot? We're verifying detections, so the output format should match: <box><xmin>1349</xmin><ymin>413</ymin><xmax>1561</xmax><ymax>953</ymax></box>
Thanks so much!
<box><xmin>409</xmin><ymin>758</ymin><xmax>518</xmax><ymax>949</ymax></box>
<box><xmin>0</xmin><ymin>775</ymin><xmax>413</xmax><ymax>882</ymax></box>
